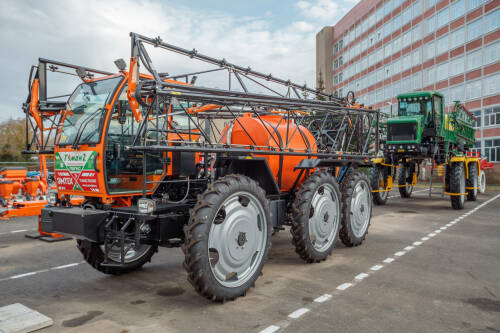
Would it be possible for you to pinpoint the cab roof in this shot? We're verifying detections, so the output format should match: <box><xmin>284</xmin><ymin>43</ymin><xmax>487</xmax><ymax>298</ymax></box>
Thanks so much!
<box><xmin>397</xmin><ymin>91</ymin><xmax>444</xmax><ymax>100</ymax></box>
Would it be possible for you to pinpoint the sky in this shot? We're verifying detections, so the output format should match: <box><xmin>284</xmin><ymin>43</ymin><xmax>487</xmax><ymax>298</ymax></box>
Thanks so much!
<box><xmin>0</xmin><ymin>0</ymin><xmax>358</xmax><ymax>122</ymax></box>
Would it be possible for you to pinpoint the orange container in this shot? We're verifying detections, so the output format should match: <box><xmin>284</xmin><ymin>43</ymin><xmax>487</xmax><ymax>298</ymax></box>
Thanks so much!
<box><xmin>223</xmin><ymin>113</ymin><xmax>317</xmax><ymax>191</ymax></box>
<box><xmin>0</xmin><ymin>167</ymin><xmax>28</xmax><ymax>179</ymax></box>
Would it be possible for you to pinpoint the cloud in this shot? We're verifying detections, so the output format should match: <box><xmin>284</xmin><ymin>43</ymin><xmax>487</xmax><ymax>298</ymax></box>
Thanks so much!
<box><xmin>296</xmin><ymin>0</ymin><xmax>343</xmax><ymax>22</ymax></box>
<box><xmin>0</xmin><ymin>0</ymin><xmax>355</xmax><ymax>121</ymax></box>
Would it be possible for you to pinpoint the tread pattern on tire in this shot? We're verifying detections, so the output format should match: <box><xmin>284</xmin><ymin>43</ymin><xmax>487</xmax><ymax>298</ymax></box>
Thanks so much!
<box><xmin>182</xmin><ymin>174</ymin><xmax>271</xmax><ymax>302</ymax></box>
<box><xmin>466</xmin><ymin>162</ymin><xmax>478</xmax><ymax>201</ymax></box>
<box><xmin>77</xmin><ymin>240</ymin><xmax>157</xmax><ymax>275</ymax></box>
<box><xmin>339</xmin><ymin>170</ymin><xmax>372</xmax><ymax>247</ymax></box>
<box><xmin>450</xmin><ymin>162</ymin><xmax>465</xmax><ymax>210</ymax></box>
<box><xmin>290</xmin><ymin>170</ymin><xmax>341</xmax><ymax>263</ymax></box>
<box><xmin>370</xmin><ymin>166</ymin><xmax>388</xmax><ymax>205</ymax></box>
<box><xmin>398</xmin><ymin>165</ymin><xmax>412</xmax><ymax>198</ymax></box>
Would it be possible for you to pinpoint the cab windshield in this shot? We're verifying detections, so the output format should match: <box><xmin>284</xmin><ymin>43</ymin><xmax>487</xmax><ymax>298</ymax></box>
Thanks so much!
<box><xmin>398</xmin><ymin>99</ymin><xmax>432</xmax><ymax>117</ymax></box>
<box><xmin>59</xmin><ymin>76</ymin><xmax>122</xmax><ymax>145</ymax></box>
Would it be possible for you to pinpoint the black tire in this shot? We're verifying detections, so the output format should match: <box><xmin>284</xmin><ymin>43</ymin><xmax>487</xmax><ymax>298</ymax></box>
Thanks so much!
<box><xmin>77</xmin><ymin>240</ymin><xmax>157</xmax><ymax>275</ymax></box>
<box><xmin>340</xmin><ymin>170</ymin><xmax>372</xmax><ymax>247</ymax></box>
<box><xmin>370</xmin><ymin>166</ymin><xmax>389</xmax><ymax>205</ymax></box>
<box><xmin>450</xmin><ymin>162</ymin><xmax>466</xmax><ymax>210</ymax></box>
<box><xmin>398</xmin><ymin>164</ymin><xmax>414</xmax><ymax>198</ymax></box>
<box><xmin>291</xmin><ymin>170</ymin><xmax>341</xmax><ymax>263</ymax></box>
<box><xmin>183</xmin><ymin>174</ymin><xmax>271</xmax><ymax>302</ymax></box>
<box><xmin>466</xmin><ymin>162</ymin><xmax>478</xmax><ymax>201</ymax></box>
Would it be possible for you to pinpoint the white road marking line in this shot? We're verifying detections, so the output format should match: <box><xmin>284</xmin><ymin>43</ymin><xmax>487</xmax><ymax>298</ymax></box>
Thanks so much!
<box><xmin>394</xmin><ymin>251</ymin><xmax>406</xmax><ymax>256</ymax></box>
<box><xmin>9</xmin><ymin>272</ymin><xmax>38</xmax><ymax>279</ymax></box>
<box><xmin>336</xmin><ymin>282</ymin><xmax>353</xmax><ymax>290</ymax></box>
<box><xmin>10</xmin><ymin>229</ymin><xmax>28</xmax><ymax>233</ymax></box>
<box><xmin>288</xmin><ymin>308</ymin><xmax>309</xmax><ymax>319</ymax></box>
<box><xmin>404</xmin><ymin>246</ymin><xmax>414</xmax><ymax>251</ymax></box>
<box><xmin>428</xmin><ymin>233</ymin><xmax>437</xmax><ymax>237</ymax></box>
<box><xmin>413</xmin><ymin>241</ymin><xmax>423</xmax><ymax>246</ymax></box>
<box><xmin>435</xmin><ymin>230</ymin><xmax>442</xmax><ymax>234</ymax></box>
<box><xmin>354</xmin><ymin>273</ymin><xmax>369</xmax><ymax>280</ymax></box>
<box><xmin>0</xmin><ymin>228</ymin><xmax>37</xmax><ymax>236</ymax></box>
<box><xmin>421</xmin><ymin>236</ymin><xmax>430</xmax><ymax>241</ymax></box>
<box><xmin>51</xmin><ymin>263</ymin><xmax>80</xmax><ymax>270</ymax></box>
<box><xmin>259</xmin><ymin>325</ymin><xmax>280</xmax><ymax>333</ymax></box>
<box><xmin>440</xmin><ymin>226</ymin><xmax>447</xmax><ymax>230</ymax></box>
<box><xmin>383</xmin><ymin>258</ymin><xmax>395</xmax><ymax>263</ymax></box>
<box><xmin>313</xmin><ymin>294</ymin><xmax>332</xmax><ymax>303</ymax></box>
<box><xmin>370</xmin><ymin>264</ymin><xmax>383</xmax><ymax>271</ymax></box>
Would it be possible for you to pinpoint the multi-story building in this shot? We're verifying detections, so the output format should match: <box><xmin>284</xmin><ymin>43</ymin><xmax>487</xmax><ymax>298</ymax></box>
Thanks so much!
<box><xmin>316</xmin><ymin>0</ymin><xmax>500</xmax><ymax>172</ymax></box>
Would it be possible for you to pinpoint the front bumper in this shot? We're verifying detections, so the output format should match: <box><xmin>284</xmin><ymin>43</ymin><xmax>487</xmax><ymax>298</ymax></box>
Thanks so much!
<box><xmin>41</xmin><ymin>207</ymin><xmax>109</xmax><ymax>242</ymax></box>
<box><xmin>385</xmin><ymin>143</ymin><xmax>421</xmax><ymax>155</ymax></box>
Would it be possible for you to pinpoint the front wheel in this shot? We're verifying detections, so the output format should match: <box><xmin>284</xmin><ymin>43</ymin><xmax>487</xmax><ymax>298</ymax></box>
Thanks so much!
<box><xmin>183</xmin><ymin>174</ymin><xmax>271</xmax><ymax>302</ymax></box>
<box><xmin>450</xmin><ymin>162</ymin><xmax>466</xmax><ymax>210</ymax></box>
<box><xmin>398</xmin><ymin>164</ymin><xmax>414</xmax><ymax>198</ymax></box>
<box><xmin>291</xmin><ymin>171</ymin><xmax>341</xmax><ymax>263</ymax></box>
<box><xmin>340</xmin><ymin>170</ymin><xmax>372</xmax><ymax>247</ymax></box>
<box><xmin>370</xmin><ymin>166</ymin><xmax>389</xmax><ymax>205</ymax></box>
<box><xmin>466</xmin><ymin>162</ymin><xmax>478</xmax><ymax>201</ymax></box>
<box><xmin>77</xmin><ymin>240</ymin><xmax>157</xmax><ymax>275</ymax></box>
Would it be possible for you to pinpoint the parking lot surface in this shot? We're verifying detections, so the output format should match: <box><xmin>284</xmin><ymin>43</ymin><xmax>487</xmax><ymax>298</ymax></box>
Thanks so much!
<box><xmin>1</xmin><ymin>189</ymin><xmax>499</xmax><ymax>333</ymax></box>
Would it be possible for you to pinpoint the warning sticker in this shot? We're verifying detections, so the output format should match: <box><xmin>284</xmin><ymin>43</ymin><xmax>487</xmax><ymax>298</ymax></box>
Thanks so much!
<box><xmin>55</xmin><ymin>151</ymin><xmax>100</xmax><ymax>192</ymax></box>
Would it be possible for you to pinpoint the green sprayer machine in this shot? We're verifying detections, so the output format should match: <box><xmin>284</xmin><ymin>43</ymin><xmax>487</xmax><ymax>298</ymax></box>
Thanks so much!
<box><xmin>371</xmin><ymin>91</ymin><xmax>479</xmax><ymax>209</ymax></box>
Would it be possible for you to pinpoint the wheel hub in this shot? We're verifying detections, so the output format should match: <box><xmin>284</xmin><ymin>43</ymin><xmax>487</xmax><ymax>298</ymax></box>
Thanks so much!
<box><xmin>237</xmin><ymin>231</ymin><xmax>247</xmax><ymax>246</ymax></box>
<box><xmin>308</xmin><ymin>183</ymin><xmax>340</xmax><ymax>252</ymax></box>
<box><xmin>351</xmin><ymin>181</ymin><xmax>371</xmax><ymax>238</ymax></box>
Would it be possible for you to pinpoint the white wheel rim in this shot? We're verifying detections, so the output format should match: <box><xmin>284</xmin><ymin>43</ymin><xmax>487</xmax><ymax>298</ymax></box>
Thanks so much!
<box><xmin>102</xmin><ymin>243</ymin><xmax>152</xmax><ymax>263</ymax></box>
<box><xmin>308</xmin><ymin>183</ymin><xmax>340</xmax><ymax>252</ymax></box>
<box><xmin>351</xmin><ymin>180</ymin><xmax>371</xmax><ymax>238</ymax></box>
<box><xmin>208</xmin><ymin>191</ymin><xmax>267</xmax><ymax>288</ymax></box>
<box><xmin>479</xmin><ymin>171</ymin><xmax>486</xmax><ymax>193</ymax></box>
<box><xmin>459</xmin><ymin>166</ymin><xmax>465</xmax><ymax>205</ymax></box>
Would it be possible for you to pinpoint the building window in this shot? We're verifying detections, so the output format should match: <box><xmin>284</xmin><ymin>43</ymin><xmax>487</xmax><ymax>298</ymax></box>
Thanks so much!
<box><xmin>485</xmin><ymin>41</ymin><xmax>500</xmax><ymax>65</ymax></box>
<box><xmin>393</xmin><ymin>14</ymin><xmax>402</xmax><ymax>32</ymax></box>
<box><xmin>466</xmin><ymin>79</ymin><xmax>481</xmax><ymax>100</ymax></box>
<box><xmin>376</xmin><ymin>48</ymin><xmax>383</xmax><ymax>63</ymax></box>
<box><xmin>392</xmin><ymin>58</ymin><xmax>401</xmax><ymax>74</ymax></box>
<box><xmin>412</xmin><ymin>24</ymin><xmax>422</xmax><ymax>43</ymax></box>
<box><xmin>467</xmin><ymin>19</ymin><xmax>482</xmax><ymax>42</ymax></box>
<box><xmin>384</xmin><ymin>0</ymin><xmax>393</xmax><ymax>17</ymax></box>
<box><xmin>449</xmin><ymin>84</ymin><xmax>464</xmax><ymax>103</ymax></box>
<box><xmin>427</xmin><ymin>0</ymin><xmax>436</xmax><ymax>9</ymax></box>
<box><xmin>334</xmin><ymin>75</ymin><xmax>338</xmax><ymax>85</ymax></box>
<box><xmin>376</xmin><ymin>6</ymin><xmax>384</xmax><ymax>22</ymax></box>
<box><xmin>412</xmin><ymin>48</ymin><xmax>422</xmax><ymax>64</ymax></box>
<box><xmin>466</xmin><ymin>49</ymin><xmax>482</xmax><ymax>71</ymax></box>
<box><xmin>376</xmin><ymin>88</ymin><xmax>384</xmax><ymax>103</ymax></box>
<box><xmin>427</xmin><ymin>15</ymin><xmax>436</xmax><ymax>35</ymax></box>
<box><xmin>484</xmin><ymin>138</ymin><xmax>500</xmax><ymax>162</ymax></box>
<box><xmin>436</xmin><ymin>35</ymin><xmax>449</xmax><ymax>55</ymax></box>
<box><xmin>437</xmin><ymin>62</ymin><xmax>448</xmax><ymax>81</ymax></box>
<box><xmin>413</xmin><ymin>0</ymin><xmax>421</xmax><ymax>18</ymax></box>
<box><xmin>385</xmin><ymin>65</ymin><xmax>392</xmax><ymax>79</ymax></box>
<box><xmin>402</xmin><ymin>31</ymin><xmax>411</xmax><ymax>49</ymax></box>
<box><xmin>376</xmin><ymin>68</ymin><xmax>384</xmax><ymax>82</ymax></box>
<box><xmin>484</xmin><ymin>106</ymin><xmax>500</xmax><ymax>127</ymax></box>
<box><xmin>402</xmin><ymin>7</ymin><xmax>411</xmax><ymax>25</ymax></box>
<box><xmin>384</xmin><ymin>84</ymin><xmax>393</xmax><ymax>100</ymax></box>
<box><xmin>450</xmin><ymin>27</ymin><xmax>465</xmax><ymax>49</ymax></box>
<box><xmin>485</xmin><ymin>9</ymin><xmax>500</xmax><ymax>34</ymax></box>
<box><xmin>403</xmin><ymin>54</ymin><xmax>411</xmax><ymax>71</ymax></box>
<box><xmin>472</xmin><ymin>110</ymin><xmax>481</xmax><ymax>128</ymax></box>
<box><xmin>451</xmin><ymin>0</ymin><xmax>465</xmax><ymax>21</ymax></box>
<box><xmin>384</xmin><ymin>43</ymin><xmax>393</xmax><ymax>58</ymax></box>
<box><xmin>414</xmin><ymin>72</ymin><xmax>422</xmax><ymax>90</ymax></box>
<box><xmin>426</xmin><ymin>41</ymin><xmax>435</xmax><ymax>60</ymax></box>
<box><xmin>449</xmin><ymin>56</ymin><xmax>465</xmax><ymax>77</ymax></box>
<box><xmin>483</xmin><ymin>73</ymin><xmax>500</xmax><ymax>97</ymax></box>
<box><xmin>425</xmin><ymin>67</ymin><xmax>436</xmax><ymax>86</ymax></box>
<box><xmin>437</xmin><ymin>8</ymin><xmax>449</xmax><ymax>28</ymax></box>
<box><xmin>384</xmin><ymin>21</ymin><xmax>392</xmax><ymax>38</ymax></box>
<box><xmin>468</xmin><ymin>0</ymin><xmax>483</xmax><ymax>12</ymax></box>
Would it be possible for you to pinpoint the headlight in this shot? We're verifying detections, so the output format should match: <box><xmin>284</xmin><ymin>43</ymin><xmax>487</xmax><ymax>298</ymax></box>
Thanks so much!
<box><xmin>47</xmin><ymin>191</ymin><xmax>58</xmax><ymax>205</ymax></box>
<box><xmin>138</xmin><ymin>198</ymin><xmax>156</xmax><ymax>214</ymax></box>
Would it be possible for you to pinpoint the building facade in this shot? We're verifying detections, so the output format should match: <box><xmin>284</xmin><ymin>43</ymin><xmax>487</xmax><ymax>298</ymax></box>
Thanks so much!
<box><xmin>316</xmin><ymin>0</ymin><xmax>500</xmax><ymax>171</ymax></box>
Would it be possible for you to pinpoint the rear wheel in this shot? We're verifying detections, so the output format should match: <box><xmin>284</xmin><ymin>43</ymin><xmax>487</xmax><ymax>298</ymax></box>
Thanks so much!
<box><xmin>466</xmin><ymin>162</ymin><xmax>478</xmax><ymax>201</ymax></box>
<box><xmin>479</xmin><ymin>170</ymin><xmax>486</xmax><ymax>194</ymax></box>
<box><xmin>370</xmin><ymin>166</ymin><xmax>389</xmax><ymax>205</ymax></box>
<box><xmin>291</xmin><ymin>171</ymin><xmax>341</xmax><ymax>263</ymax></box>
<box><xmin>183</xmin><ymin>174</ymin><xmax>271</xmax><ymax>302</ymax></box>
<box><xmin>398</xmin><ymin>164</ymin><xmax>414</xmax><ymax>198</ymax></box>
<box><xmin>450</xmin><ymin>162</ymin><xmax>466</xmax><ymax>210</ymax></box>
<box><xmin>77</xmin><ymin>239</ymin><xmax>157</xmax><ymax>275</ymax></box>
<box><xmin>340</xmin><ymin>170</ymin><xmax>372</xmax><ymax>247</ymax></box>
